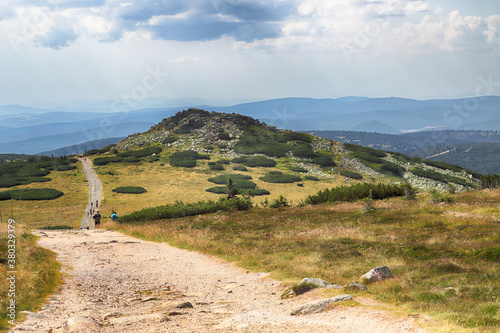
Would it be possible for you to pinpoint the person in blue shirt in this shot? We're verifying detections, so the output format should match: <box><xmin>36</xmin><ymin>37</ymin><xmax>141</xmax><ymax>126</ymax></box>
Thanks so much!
<box><xmin>111</xmin><ymin>211</ymin><xmax>118</xmax><ymax>222</ymax></box>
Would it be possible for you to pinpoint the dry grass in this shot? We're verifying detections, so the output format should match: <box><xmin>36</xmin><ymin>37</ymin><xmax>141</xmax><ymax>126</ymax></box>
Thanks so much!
<box><xmin>113</xmin><ymin>189</ymin><xmax>500</xmax><ymax>331</ymax></box>
<box><xmin>0</xmin><ymin>163</ymin><xmax>88</xmax><ymax>229</ymax></box>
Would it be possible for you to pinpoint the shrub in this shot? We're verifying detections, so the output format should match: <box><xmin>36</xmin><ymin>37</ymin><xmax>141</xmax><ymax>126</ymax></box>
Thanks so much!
<box><xmin>344</xmin><ymin>143</ymin><xmax>387</xmax><ymax>157</ymax></box>
<box><xmin>304</xmin><ymin>175</ymin><xmax>319</xmax><ymax>181</ymax></box>
<box><xmin>289</xmin><ymin>166</ymin><xmax>308</xmax><ymax>173</ymax></box>
<box><xmin>217</xmin><ymin>132</ymin><xmax>232</xmax><ymax>140</ymax></box>
<box><xmin>208</xmin><ymin>174</ymin><xmax>252</xmax><ymax>184</ymax></box>
<box><xmin>163</xmin><ymin>136</ymin><xmax>178</xmax><ymax>144</ymax></box>
<box><xmin>120</xmin><ymin>197</ymin><xmax>253</xmax><ymax>222</ymax></box>
<box><xmin>232</xmin><ymin>165</ymin><xmax>248</xmax><ymax>171</ymax></box>
<box><xmin>244</xmin><ymin>189</ymin><xmax>270</xmax><ymax>196</ymax></box>
<box><xmin>170</xmin><ymin>150</ymin><xmax>210</xmax><ymax>168</ymax></box>
<box><xmin>209</xmin><ymin>164</ymin><xmax>224</xmax><ymax>171</ymax></box>
<box><xmin>305</xmin><ymin>183</ymin><xmax>407</xmax><ymax>205</ymax></box>
<box><xmin>124</xmin><ymin>157</ymin><xmax>141</xmax><ymax>163</ymax></box>
<box><xmin>93</xmin><ymin>156</ymin><xmax>124</xmax><ymax>166</ymax></box>
<box><xmin>231</xmin><ymin>156</ymin><xmax>276</xmax><ymax>167</ymax></box>
<box><xmin>112</xmin><ymin>186</ymin><xmax>147</xmax><ymax>194</ymax></box>
<box><xmin>410</xmin><ymin>168</ymin><xmax>473</xmax><ymax>187</ymax></box>
<box><xmin>291</xmin><ymin>144</ymin><xmax>317</xmax><ymax>158</ymax></box>
<box><xmin>283</xmin><ymin>131</ymin><xmax>313</xmax><ymax>143</ymax></box>
<box><xmin>339</xmin><ymin>170</ymin><xmax>363</xmax><ymax>180</ymax></box>
<box><xmin>269</xmin><ymin>195</ymin><xmax>290</xmax><ymax>208</ymax></box>
<box><xmin>235</xmin><ymin>142</ymin><xmax>291</xmax><ymax>157</ymax></box>
<box><xmin>118</xmin><ymin>146</ymin><xmax>162</xmax><ymax>158</ymax></box>
<box><xmin>217</xmin><ymin>159</ymin><xmax>231</xmax><ymax>165</ymax></box>
<box><xmin>312</xmin><ymin>154</ymin><xmax>336</xmax><ymax>167</ymax></box>
<box><xmin>260</xmin><ymin>171</ymin><xmax>302</xmax><ymax>183</ymax></box>
<box><xmin>0</xmin><ymin>188</ymin><xmax>64</xmax><ymax>201</ymax></box>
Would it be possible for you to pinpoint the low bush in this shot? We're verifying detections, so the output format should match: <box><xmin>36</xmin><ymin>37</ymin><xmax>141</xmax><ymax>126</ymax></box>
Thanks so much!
<box><xmin>112</xmin><ymin>186</ymin><xmax>147</xmax><ymax>194</ymax></box>
<box><xmin>208</xmin><ymin>174</ymin><xmax>252</xmax><ymax>184</ymax></box>
<box><xmin>93</xmin><ymin>156</ymin><xmax>124</xmax><ymax>166</ymax></box>
<box><xmin>231</xmin><ymin>156</ymin><xmax>276</xmax><ymax>167</ymax></box>
<box><xmin>170</xmin><ymin>150</ymin><xmax>210</xmax><ymax>168</ymax></box>
<box><xmin>290</xmin><ymin>144</ymin><xmax>317</xmax><ymax>158</ymax></box>
<box><xmin>344</xmin><ymin>143</ymin><xmax>387</xmax><ymax>157</ymax></box>
<box><xmin>217</xmin><ymin>132</ymin><xmax>233</xmax><ymax>140</ymax></box>
<box><xmin>260</xmin><ymin>171</ymin><xmax>302</xmax><ymax>183</ymax></box>
<box><xmin>283</xmin><ymin>131</ymin><xmax>313</xmax><ymax>143</ymax></box>
<box><xmin>0</xmin><ymin>188</ymin><xmax>64</xmax><ymax>201</ymax></box>
<box><xmin>288</xmin><ymin>166</ymin><xmax>308</xmax><ymax>173</ymax></box>
<box><xmin>269</xmin><ymin>195</ymin><xmax>290</xmax><ymax>208</ymax></box>
<box><xmin>120</xmin><ymin>197</ymin><xmax>253</xmax><ymax>222</ymax></box>
<box><xmin>124</xmin><ymin>157</ymin><xmax>141</xmax><ymax>163</ymax></box>
<box><xmin>209</xmin><ymin>164</ymin><xmax>224</xmax><ymax>171</ymax></box>
<box><xmin>304</xmin><ymin>175</ymin><xmax>319</xmax><ymax>181</ymax></box>
<box><xmin>235</xmin><ymin>142</ymin><xmax>291</xmax><ymax>157</ymax></box>
<box><xmin>312</xmin><ymin>154</ymin><xmax>336</xmax><ymax>167</ymax></box>
<box><xmin>305</xmin><ymin>183</ymin><xmax>407</xmax><ymax>205</ymax></box>
<box><xmin>117</xmin><ymin>146</ymin><xmax>162</xmax><ymax>158</ymax></box>
<box><xmin>339</xmin><ymin>170</ymin><xmax>363</xmax><ymax>180</ymax></box>
<box><xmin>217</xmin><ymin>159</ymin><xmax>231</xmax><ymax>165</ymax></box>
<box><xmin>84</xmin><ymin>144</ymin><xmax>115</xmax><ymax>156</ymax></box>
<box><xmin>410</xmin><ymin>168</ymin><xmax>473</xmax><ymax>187</ymax></box>
<box><xmin>163</xmin><ymin>136</ymin><xmax>178</xmax><ymax>144</ymax></box>
<box><xmin>427</xmin><ymin>188</ymin><xmax>454</xmax><ymax>203</ymax></box>
<box><xmin>232</xmin><ymin>165</ymin><xmax>248</xmax><ymax>171</ymax></box>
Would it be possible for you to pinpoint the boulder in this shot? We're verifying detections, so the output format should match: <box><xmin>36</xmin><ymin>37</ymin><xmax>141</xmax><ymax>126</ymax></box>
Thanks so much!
<box><xmin>298</xmin><ymin>277</ymin><xmax>343</xmax><ymax>289</ymax></box>
<box><xmin>65</xmin><ymin>316</ymin><xmax>101</xmax><ymax>332</ymax></box>
<box><xmin>346</xmin><ymin>282</ymin><xmax>368</xmax><ymax>291</ymax></box>
<box><xmin>290</xmin><ymin>295</ymin><xmax>353</xmax><ymax>316</ymax></box>
<box><xmin>360</xmin><ymin>266</ymin><xmax>394</xmax><ymax>284</ymax></box>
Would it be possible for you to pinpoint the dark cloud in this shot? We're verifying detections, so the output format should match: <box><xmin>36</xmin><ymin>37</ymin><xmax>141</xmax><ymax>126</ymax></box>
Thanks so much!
<box><xmin>117</xmin><ymin>0</ymin><xmax>189</xmax><ymax>22</ymax></box>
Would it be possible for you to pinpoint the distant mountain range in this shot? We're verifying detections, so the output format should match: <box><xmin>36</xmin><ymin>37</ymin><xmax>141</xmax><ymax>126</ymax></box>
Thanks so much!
<box><xmin>0</xmin><ymin>96</ymin><xmax>499</xmax><ymax>155</ymax></box>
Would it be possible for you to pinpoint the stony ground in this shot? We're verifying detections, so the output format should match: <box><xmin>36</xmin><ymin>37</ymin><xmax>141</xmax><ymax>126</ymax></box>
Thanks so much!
<box><xmin>10</xmin><ymin>228</ymin><xmax>425</xmax><ymax>333</ymax></box>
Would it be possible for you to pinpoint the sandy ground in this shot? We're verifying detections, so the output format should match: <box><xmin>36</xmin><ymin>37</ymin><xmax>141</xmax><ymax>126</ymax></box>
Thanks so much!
<box><xmin>8</xmin><ymin>158</ymin><xmax>426</xmax><ymax>332</ymax></box>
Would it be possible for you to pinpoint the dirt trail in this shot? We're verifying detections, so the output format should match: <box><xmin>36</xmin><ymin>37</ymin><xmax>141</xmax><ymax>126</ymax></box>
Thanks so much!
<box><xmin>8</xmin><ymin>160</ymin><xmax>426</xmax><ymax>332</ymax></box>
<box><xmin>78</xmin><ymin>157</ymin><xmax>102</xmax><ymax>229</ymax></box>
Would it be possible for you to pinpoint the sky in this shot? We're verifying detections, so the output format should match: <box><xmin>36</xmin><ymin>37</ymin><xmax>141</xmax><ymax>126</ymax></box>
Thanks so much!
<box><xmin>0</xmin><ymin>0</ymin><xmax>499</xmax><ymax>108</ymax></box>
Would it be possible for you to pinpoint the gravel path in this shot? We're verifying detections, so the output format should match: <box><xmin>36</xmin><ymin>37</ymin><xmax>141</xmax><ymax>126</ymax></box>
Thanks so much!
<box><xmin>8</xmin><ymin>158</ymin><xmax>426</xmax><ymax>332</ymax></box>
<box><xmin>78</xmin><ymin>157</ymin><xmax>102</xmax><ymax>229</ymax></box>
<box><xmin>11</xmin><ymin>229</ymin><xmax>424</xmax><ymax>332</ymax></box>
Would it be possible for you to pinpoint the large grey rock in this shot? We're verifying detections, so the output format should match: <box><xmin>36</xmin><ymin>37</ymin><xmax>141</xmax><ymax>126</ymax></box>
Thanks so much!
<box><xmin>290</xmin><ymin>295</ymin><xmax>353</xmax><ymax>316</ymax></box>
<box><xmin>360</xmin><ymin>266</ymin><xmax>394</xmax><ymax>284</ymax></box>
<box><xmin>65</xmin><ymin>316</ymin><xmax>101</xmax><ymax>332</ymax></box>
<box><xmin>298</xmin><ymin>277</ymin><xmax>343</xmax><ymax>289</ymax></box>
<box><xmin>346</xmin><ymin>282</ymin><xmax>368</xmax><ymax>291</ymax></box>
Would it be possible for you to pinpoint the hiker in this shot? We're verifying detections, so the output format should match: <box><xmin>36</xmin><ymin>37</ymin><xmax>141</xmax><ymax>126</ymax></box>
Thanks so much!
<box><xmin>93</xmin><ymin>210</ymin><xmax>101</xmax><ymax>227</ymax></box>
<box><xmin>96</xmin><ymin>200</ymin><xmax>99</xmax><ymax>208</ymax></box>
<box><xmin>90</xmin><ymin>201</ymin><xmax>93</xmax><ymax>208</ymax></box>
<box><xmin>111</xmin><ymin>211</ymin><xmax>118</xmax><ymax>222</ymax></box>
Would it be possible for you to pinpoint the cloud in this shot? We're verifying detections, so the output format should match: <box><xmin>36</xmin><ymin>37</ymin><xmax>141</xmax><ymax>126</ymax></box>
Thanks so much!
<box><xmin>34</xmin><ymin>23</ymin><xmax>78</xmax><ymax>49</ymax></box>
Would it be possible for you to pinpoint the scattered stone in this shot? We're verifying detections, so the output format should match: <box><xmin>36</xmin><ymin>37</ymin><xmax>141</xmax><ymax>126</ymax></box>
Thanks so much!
<box><xmin>102</xmin><ymin>312</ymin><xmax>122</xmax><ymax>320</ymax></box>
<box><xmin>127</xmin><ymin>297</ymin><xmax>141</xmax><ymax>303</ymax></box>
<box><xmin>20</xmin><ymin>311</ymin><xmax>46</xmax><ymax>320</ymax></box>
<box><xmin>108</xmin><ymin>240</ymin><xmax>118</xmax><ymax>243</ymax></box>
<box><xmin>297</xmin><ymin>277</ymin><xmax>343</xmax><ymax>290</ymax></box>
<box><xmin>65</xmin><ymin>316</ymin><xmax>101</xmax><ymax>332</ymax></box>
<box><xmin>346</xmin><ymin>283</ymin><xmax>368</xmax><ymax>291</ymax></box>
<box><xmin>109</xmin><ymin>313</ymin><xmax>164</xmax><ymax>325</ymax></box>
<box><xmin>290</xmin><ymin>295</ymin><xmax>354</xmax><ymax>316</ymax></box>
<box><xmin>174</xmin><ymin>301</ymin><xmax>194</xmax><ymax>309</ymax></box>
<box><xmin>168</xmin><ymin>311</ymin><xmax>183</xmax><ymax>316</ymax></box>
<box><xmin>360</xmin><ymin>266</ymin><xmax>394</xmax><ymax>284</ymax></box>
<box><xmin>140</xmin><ymin>296</ymin><xmax>159</xmax><ymax>302</ymax></box>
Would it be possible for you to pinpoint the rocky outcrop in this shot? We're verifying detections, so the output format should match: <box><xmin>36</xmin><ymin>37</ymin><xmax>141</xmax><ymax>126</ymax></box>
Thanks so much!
<box><xmin>65</xmin><ymin>316</ymin><xmax>101</xmax><ymax>332</ymax></box>
<box><xmin>360</xmin><ymin>266</ymin><xmax>394</xmax><ymax>284</ymax></box>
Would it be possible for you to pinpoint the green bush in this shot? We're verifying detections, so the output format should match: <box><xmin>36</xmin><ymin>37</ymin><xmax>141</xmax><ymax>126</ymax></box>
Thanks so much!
<box><xmin>244</xmin><ymin>189</ymin><xmax>270</xmax><ymax>196</ymax></box>
<box><xmin>208</xmin><ymin>174</ymin><xmax>252</xmax><ymax>184</ymax></box>
<box><xmin>0</xmin><ymin>188</ymin><xmax>64</xmax><ymax>201</ymax></box>
<box><xmin>260</xmin><ymin>171</ymin><xmax>302</xmax><ymax>183</ymax></box>
<box><xmin>163</xmin><ymin>136</ymin><xmax>178</xmax><ymax>144</ymax></box>
<box><xmin>112</xmin><ymin>186</ymin><xmax>147</xmax><ymax>194</ymax></box>
<box><xmin>289</xmin><ymin>166</ymin><xmax>308</xmax><ymax>173</ymax></box>
<box><xmin>232</xmin><ymin>156</ymin><xmax>277</xmax><ymax>167</ymax></box>
<box><xmin>283</xmin><ymin>131</ymin><xmax>313</xmax><ymax>143</ymax></box>
<box><xmin>344</xmin><ymin>143</ymin><xmax>387</xmax><ymax>157</ymax></box>
<box><xmin>124</xmin><ymin>157</ymin><xmax>141</xmax><ymax>163</ymax></box>
<box><xmin>339</xmin><ymin>170</ymin><xmax>363</xmax><ymax>180</ymax></box>
<box><xmin>93</xmin><ymin>156</ymin><xmax>124</xmax><ymax>166</ymax></box>
<box><xmin>217</xmin><ymin>159</ymin><xmax>231</xmax><ymax>165</ymax></box>
<box><xmin>209</xmin><ymin>164</ymin><xmax>224</xmax><ymax>171</ymax></box>
<box><xmin>234</xmin><ymin>142</ymin><xmax>291</xmax><ymax>157</ymax></box>
<box><xmin>410</xmin><ymin>168</ymin><xmax>473</xmax><ymax>187</ymax></box>
<box><xmin>269</xmin><ymin>195</ymin><xmax>290</xmax><ymax>208</ymax></box>
<box><xmin>232</xmin><ymin>165</ymin><xmax>248</xmax><ymax>171</ymax></box>
<box><xmin>312</xmin><ymin>154</ymin><xmax>336</xmax><ymax>167</ymax></box>
<box><xmin>170</xmin><ymin>150</ymin><xmax>210</xmax><ymax>168</ymax></box>
<box><xmin>218</xmin><ymin>132</ymin><xmax>233</xmax><ymax>140</ymax></box>
<box><xmin>84</xmin><ymin>144</ymin><xmax>115</xmax><ymax>156</ymax></box>
<box><xmin>120</xmin><ymin>197</ymin><xmax>253</xmax><ymax>222</ymax></box>
<box><xmin>291</xmin><ymin>144</ymin><xmax>317</xmax><ymax>158</ymax></box>
<box><xmin>304</xmin><ymin>175</ymin><xmax>319</xmax><ymax>181</ymax></box>
<box><xmin>305</xmin><ymin>183</ymin><xmax>407</xmax><ymax>205</ymax></box>
<box><xmin>117</xmin><ymin>146</ymin><xmax>162</xmax><ymax>158</ymax></box>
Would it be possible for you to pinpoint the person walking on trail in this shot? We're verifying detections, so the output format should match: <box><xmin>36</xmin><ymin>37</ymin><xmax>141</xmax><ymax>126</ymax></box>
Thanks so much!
<box><xmin>93</xmin><ymin>210</ymin><xmax>102</xmax><ymax>227</ymax></box>
<box><xmin>90</xmin><ymin>201</ymin><xmax>93</xmax><ymax>208</ymax></box>
<box><xmin>111</xmin><ymin>211</ymin><xmax>118</xmax><ymax>222</ymax></box>
<box><xmin>96</xmin><ymin>200</ymin><xmax>99</xmax><ymax>208</ymax></box>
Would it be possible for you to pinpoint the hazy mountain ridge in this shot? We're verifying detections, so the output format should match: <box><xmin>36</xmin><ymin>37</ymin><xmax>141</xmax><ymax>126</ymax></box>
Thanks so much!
<box><xmin>1</xmin><ymin>96</ymin><xmax>499</xmax><ymax>155</ymax></box>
